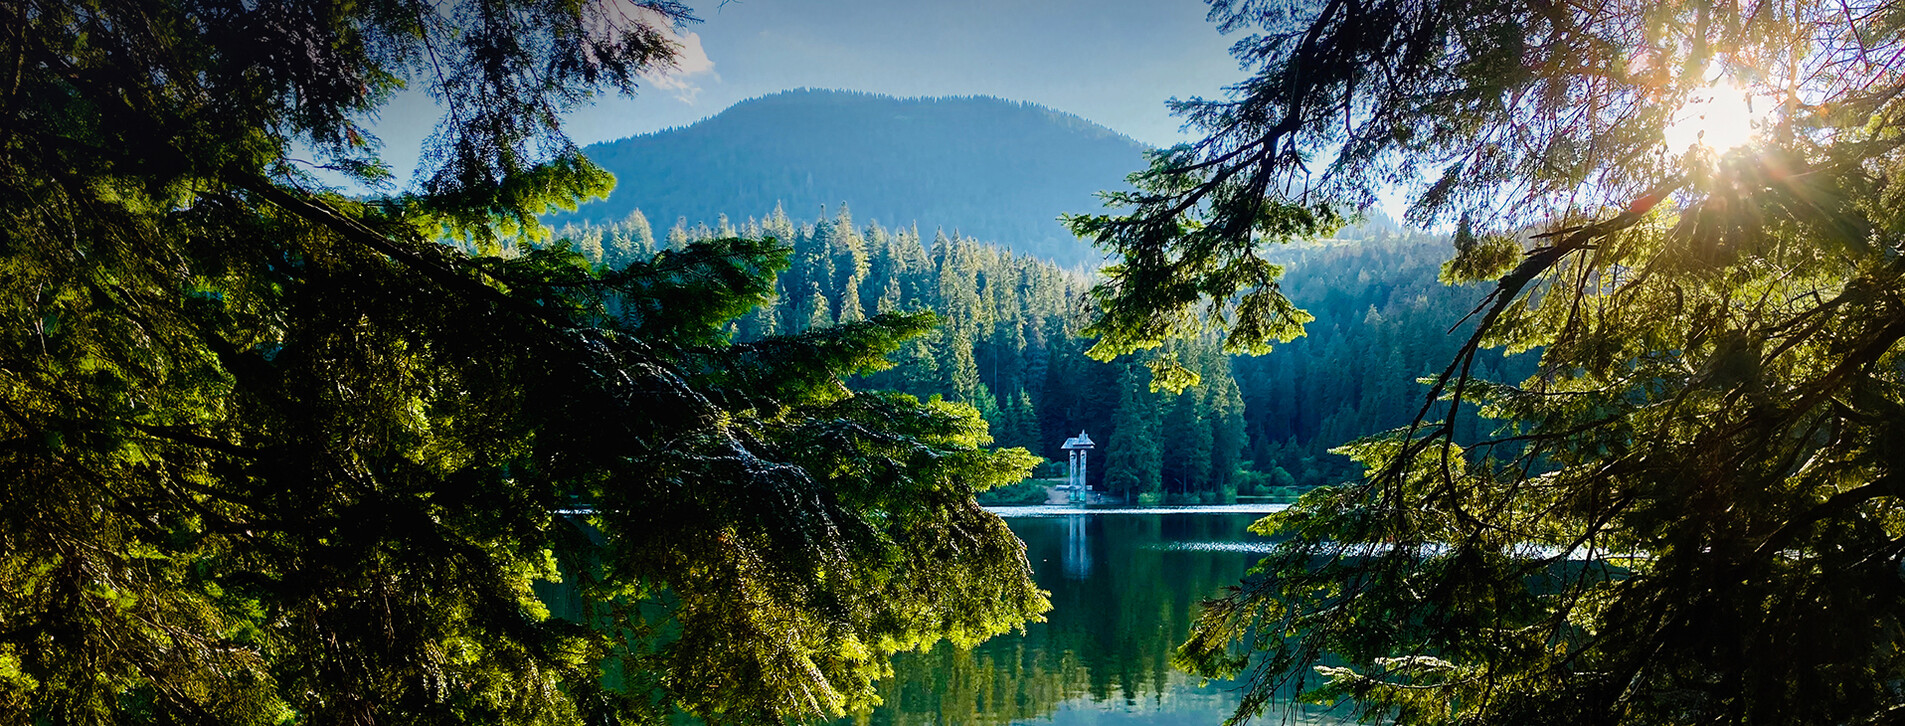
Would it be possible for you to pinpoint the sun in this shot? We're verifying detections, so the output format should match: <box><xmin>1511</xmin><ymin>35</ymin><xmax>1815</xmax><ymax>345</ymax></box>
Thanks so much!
<box><xmin>1664</xmin><ymin>74</ymin><xmax>1767</xmax><ymax>153</ymax></box>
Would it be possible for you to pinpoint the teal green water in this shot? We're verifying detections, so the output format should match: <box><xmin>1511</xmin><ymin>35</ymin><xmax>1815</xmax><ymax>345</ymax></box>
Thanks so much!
<box><xmin>843</xmin><ymin>509</ymin><xmax>1334</xmax><ymax>726</ymax></box>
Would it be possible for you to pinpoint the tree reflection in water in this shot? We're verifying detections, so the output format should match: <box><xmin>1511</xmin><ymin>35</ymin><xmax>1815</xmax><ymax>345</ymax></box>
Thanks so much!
<box><xmin>847</xmin><ymin>512</ymin><xmax>1327</xmax><ymax>726</ymax></box>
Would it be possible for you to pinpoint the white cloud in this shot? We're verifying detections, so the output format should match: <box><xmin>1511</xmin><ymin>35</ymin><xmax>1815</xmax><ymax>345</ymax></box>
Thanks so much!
<box><xmin>587</xmin><ymin>0</ymin><xmax>719</xmax><ymax>104</ymax></box>
<box><xmin>643</xmin><ymin>29</ymin><xmax>719</xmax><ymax>104</ymax></box>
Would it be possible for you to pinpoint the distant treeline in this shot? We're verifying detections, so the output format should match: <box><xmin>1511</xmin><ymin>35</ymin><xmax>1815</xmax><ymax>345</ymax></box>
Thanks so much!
<box><xmin>553</xmin><ymin>209</ymin><xmax>1532</xmax><ymax>503</ymax></box>
<box><xmin>1237</xmin><ymin>219</ymin><xmax>1536</xmax><ymax>493</ymax></box>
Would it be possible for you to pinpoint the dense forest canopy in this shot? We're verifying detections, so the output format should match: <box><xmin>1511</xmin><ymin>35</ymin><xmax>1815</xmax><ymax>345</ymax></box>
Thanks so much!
<box><xmin>0</xmin><ymin>1</ymin><xmax>1049</xmax><ymax>723</ymax></box>
<box><xmin>556</xmin><ymin>89</ymin><xmax>1150</xmax><ymax>269</ymax></box>
<box><xmin>1070</xmin><ymin>0</ymin><xmax>1905</xmax><ymax>723</ymax></box>
<box><xmin>557</xmin><ymin>208</ymin><xmax>1526</xmax><ymax>503</ymax></box>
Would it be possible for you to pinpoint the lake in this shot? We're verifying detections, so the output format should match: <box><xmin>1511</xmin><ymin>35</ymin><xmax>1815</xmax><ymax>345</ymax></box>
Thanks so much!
<box><xmin>841</xmin><ymin>506</ymin><xmax>1341</xmax><ymax>726</ymax></box>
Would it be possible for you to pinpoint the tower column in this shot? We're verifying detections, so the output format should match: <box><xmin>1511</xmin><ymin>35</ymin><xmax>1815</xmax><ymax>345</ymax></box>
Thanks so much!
<box><xmin>1059</xmin><ymin>431</ymin><xmax>1095</xmax><ymax>504</ymax></box>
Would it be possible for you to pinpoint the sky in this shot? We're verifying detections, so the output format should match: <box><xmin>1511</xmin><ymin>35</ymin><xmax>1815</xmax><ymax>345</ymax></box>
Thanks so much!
<box><xmin>365</xmin><ymin>0</ymin><xmax>1245</xmax><ymax>181</ymax></box>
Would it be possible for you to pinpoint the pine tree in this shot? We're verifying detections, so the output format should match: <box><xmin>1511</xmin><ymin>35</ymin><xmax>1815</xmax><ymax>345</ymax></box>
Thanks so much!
<box><xmin>930</xmin><ymin>228</ymin><xmax>953</xmax><ymax>273</ymax></box>
<box><xmin>875</xmin><ymin>274</ymin><xmax>904</xmax><ymax>315</ymax></box>
<box><xmin>1102</xmin><ymin>361</ymin><xmax>1163</xmax><ymax>502</ymax></box>
<box><xmin>1160</xmin><ymin>389</ymin><xmax>1211</xmax><ymax>498</ymax></box>
<box><xmin>1205</xmin><ymin>357</ymin><xmax>1248</xmax><ymax>497</ymax></box>
<box><xmin>971</xmin><ymin>382</ymin><xmax>1005</xmax><ymax>437</ymax></box>
<box><xmin>0</xmin><ymin>5</ymin><xmax>1048</xmax><ymax>723</ymax></box>
<box><xmin>941</xmin><ymin>331</ymin><xmax>982</xmax><ymax>404</ymax></box>
<box><xmin>765</xmin><ymin>202</ymin><xmax>796</xmax><ymax>243</ymax></box>
<box><xmin>736</xmin><ymin>291</ymin><xmax>779</xmax><ymax>342</ymax></box>
<box><xmin>605</xmin><ymin>208</ymin><xmax>655</xmax><ymax>267</ymax></box>
<box><xmin>1087</xmin><ymin>2</ymin><xmax>1905</xmax><ymax>724</ymax></box>
<box><xmin>831</xmin><ymin>205</ymin><xmax>870</xmax><ymax>310</ymax></box>
<box><xmin>833</xmin><ymin>210</ymin><xmax>869</xmax><ymax>325</ymax></box>
<box><xmin>801</xmin><ymin>281</ymin><xmax>834</xmax><ymax>331</ymax></box>
<box><xmin>1000</xmin><ymin>388</ymin><xmax>1040</xmax><ymax>451</ymax></box>
<box><xmin>665</xmin><ymin>217</ymin><xmax>691</xmax><ymax>250</ymax></box>
<box><xmin>895</xmin><ymin>337</ymin><xmax>943</xmax><ymax>400</ymax></box>
<box><xmin>573</xmin><ymin>227</ymin><xmax>606</xmax><ymax>265</ymax></box>
<box><xmin>836</xmin><ymin>283</ymin><xmax>867</xmax><ymax>324</ymax></box>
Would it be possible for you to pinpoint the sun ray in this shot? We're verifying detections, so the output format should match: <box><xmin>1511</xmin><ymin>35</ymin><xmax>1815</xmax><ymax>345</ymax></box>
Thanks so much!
<box><xmin>1665</xmin><ymin>71</ymin><xmax>1769</xmax><ymax>152</ymax></box>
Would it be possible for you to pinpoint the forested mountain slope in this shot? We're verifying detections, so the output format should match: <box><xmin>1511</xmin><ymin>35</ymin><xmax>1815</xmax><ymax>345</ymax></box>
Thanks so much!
<box><xmin>565</xmin><ymin>89</ymin><xmax>1147</xmax><ymax>268</ymax></box>
<box><xmin>556</xmin><ymin>210</ymin><xmax>1531</xmax><ymax>503</ymax></box>
<box><xmin>1235</xmin><ymin>220</ymin><xmax>1537</xmax><ymax>491</ymax></box>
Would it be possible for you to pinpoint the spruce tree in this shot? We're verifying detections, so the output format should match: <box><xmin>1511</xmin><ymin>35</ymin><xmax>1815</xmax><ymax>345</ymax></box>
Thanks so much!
<box><xmin>831</xmin><ymin>205</ymin><xmax>871</xmax><ymax>312</ymax></box>
<box><xmin>1160</xmin><ymin>385</ymin><xmax>1211</xmax><ymax>499</ymax></box>
<box><xmin>605</xmin><ymin>208</ymin><xmax>655</xmax><ymax>267</ymax></box>
<box><xmin>572</xmin><ymin>226</ymin><xmax>606</xmax><ymax>265</ymax></box>
<box><xmin>801</xmin><ymin>281</ymin><xmax>834</xmax><ymax>331</ymax></box>
<box><xmin>1001</xmin><ymin>388</ymin><xmax>1041</xmax><ymax>452</ymax></box>
<box><xmin>1103</xmin><ymin>361</ymin><xmax>1163</xmax><ymax>502</ymax></box>
<box><xmin>941</xmin><ymin>332</ymin><xmax>983</xmax><ymax>404</ymax></box>
<box><xmin>0</xmin><ymin>4</ymin><xmax>1047</xmax><ymax>723</ymax></box>
<box><xmin>665</xmin><ymin>218</ymin><xmax>691</xmax><ymax>250</ymax></box>
<box><xmin>1205</xmin><ymin>357</ymin><xmax>1248</xmax><ymax>497</ymax></box>
<box><xmin>765</xmin><ymin>202</ymin><xmax>796</xmax><ymax>243</ymax></box>
<box><xmin>876</xmin><ymin>274</ymin><xmax>905</xmax><ymax>315</ymax></box>
<box><xmin>1078</xmin><ymin>2</ymin><xmax>1905</xmax><ymax>723</ymax></box>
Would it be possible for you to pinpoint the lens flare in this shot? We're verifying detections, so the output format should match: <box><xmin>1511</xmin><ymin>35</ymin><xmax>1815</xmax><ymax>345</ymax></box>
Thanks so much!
<box><xmin>1664</xmin><ymin>75</ymin><xmax>1766</xmax><ymax>152</ymax></box>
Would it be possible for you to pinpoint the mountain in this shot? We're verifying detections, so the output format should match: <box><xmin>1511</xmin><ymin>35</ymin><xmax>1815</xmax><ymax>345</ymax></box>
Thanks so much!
<box><xmin>566</xmin><ymin>89</ymin><xmax>1149</xmax><ymax>268</ymax></box>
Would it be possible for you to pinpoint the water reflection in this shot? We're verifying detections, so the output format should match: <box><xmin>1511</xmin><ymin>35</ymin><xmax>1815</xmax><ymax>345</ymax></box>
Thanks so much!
<box><xmin>1063</xmin><ymin>515</ymin><xmax>1092</xmax><ymax>580</ymax></box>
<box><xmin>846</xmin><ymin>511</ymin><xmax>1335</xmax><ymax>726</ymax></box>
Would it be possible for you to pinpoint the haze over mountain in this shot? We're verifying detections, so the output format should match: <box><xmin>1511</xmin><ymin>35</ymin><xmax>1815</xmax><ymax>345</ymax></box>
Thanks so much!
<box><xmin>568</xmin><ymin>89</ymin><xmax>1150</xmax><ymax>268</ymax></box>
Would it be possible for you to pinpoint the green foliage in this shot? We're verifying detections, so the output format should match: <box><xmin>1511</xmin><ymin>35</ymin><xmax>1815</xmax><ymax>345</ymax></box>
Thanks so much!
<box><xmin>595</xmin><ymin>209</ymin><xmax>1497</xmax><ymax>506</ymax></box>
<box><xmin>1</xmin><ymin>3</ymin><xmax>1047</xmax><ymax>724</ymax></box>
<box><xmin>1438</xmin><ymin>215</ymin><xmax>1521</xmax><ymax>285</ymax></box>
<box><xmin>974</xmin><ymin>479</ymin><xmax>1055</xmax><ymax>506</ymax></box>
<box><xmin>1103</xmin><ymin>361</ymin><xmax>1164</xmax><ymax>499</ymax></box>
<box><xmin>1066</xmin><ymin>150</ymin><xmax>1336</xmax><ymax>380</ymax></box>
<box><xmin>576</xmin><ymin>209</ymin><xmax>1123</xmax><ymax>489</ymax></box>
<box><xmin>1090</xmin><ymin>1</ymin><xmax>1905</xmax><ymax>724</ymax></box>
<box><xmin>1233</xmin><ymin>227</ymin><xmax>1534</xmax><ymax>491</ymax></box>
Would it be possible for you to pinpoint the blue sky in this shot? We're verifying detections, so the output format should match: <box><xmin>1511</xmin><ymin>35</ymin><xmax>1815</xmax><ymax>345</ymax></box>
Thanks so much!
<box><xmin>365</xmin><ymin>0</ymin><xmax>1242</xmax><ymax>181</ymax></box>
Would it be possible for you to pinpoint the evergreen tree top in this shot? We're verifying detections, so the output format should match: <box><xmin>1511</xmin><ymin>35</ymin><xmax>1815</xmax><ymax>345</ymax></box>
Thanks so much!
<box><xmin>1082</xmin><ymin>2</ymin><xmax>1905</xmax><ymax>724</ymax></box>
<box><xmin>1</xmin><ymin>2</ymin><xmax>1047</xmax><ymax>723</ymax></box>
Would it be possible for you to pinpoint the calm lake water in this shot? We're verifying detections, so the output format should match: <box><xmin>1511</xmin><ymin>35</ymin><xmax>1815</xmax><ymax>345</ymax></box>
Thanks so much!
<box><xmin>841</xmin><ymin>506</ymin><xmax>1340</xmax><ymax>726</ymax></box>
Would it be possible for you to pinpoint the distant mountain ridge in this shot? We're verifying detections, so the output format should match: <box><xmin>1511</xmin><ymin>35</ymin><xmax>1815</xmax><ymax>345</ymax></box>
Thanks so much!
<box><xmin>566</xmin><ymin>89</ymin><xmax>1149</xmax><ymax>268</ymax></box>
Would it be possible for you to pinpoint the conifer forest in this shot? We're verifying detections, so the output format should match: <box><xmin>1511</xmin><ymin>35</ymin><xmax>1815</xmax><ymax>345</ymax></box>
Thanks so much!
<box><xmin>552</xmin><ymin>209</ymin><xmax>1530</xmax><ymax>505</ymax></box>
<box><xmin>6</xmin><ymin>1</ymin><xmax>1905</xmax><ymax>725</ymax></box>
